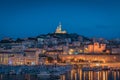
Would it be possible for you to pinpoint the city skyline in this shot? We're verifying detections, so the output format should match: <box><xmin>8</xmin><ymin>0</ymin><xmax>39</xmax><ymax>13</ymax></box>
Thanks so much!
<box><xmin>0</xmin><ymin>0</ymin><xmax>120</xmax><ymax>39</ymax></box>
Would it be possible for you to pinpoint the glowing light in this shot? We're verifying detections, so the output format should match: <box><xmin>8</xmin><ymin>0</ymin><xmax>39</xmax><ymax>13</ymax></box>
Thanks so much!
<box><xmin>31</xmin><ymin>62</ymin><xmax>35</xmax><ymax>65</ymax></box>
<box><xmin>8</xmin><ymin>60</ymin><xmax>12</xmax><ymax>65</ymax></box>
<box><xmin>69</xmin><ymin>49</ymin><xmax>74</xmax><ymax>54</ymax></box>
<box><xmin>96</xmin><ymin>63</ymin><xmax>100</xmax><ymax>66</ymax></box>
<box><xmin>54</xmin><ymin>60</ymin><xmax>57</xmax><ymax>63</ymax></box>
<box><xmin>79</xmin><ymin>50</ymin><xmax>83</xmax><ymax>53</ymax></box>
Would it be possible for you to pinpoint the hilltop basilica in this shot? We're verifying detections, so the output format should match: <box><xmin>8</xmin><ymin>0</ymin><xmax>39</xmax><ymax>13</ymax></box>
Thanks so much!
<box><xmin>55</xmin><ymin>22</ymin><xmax>67</xmax><ymax>34</ymax></box>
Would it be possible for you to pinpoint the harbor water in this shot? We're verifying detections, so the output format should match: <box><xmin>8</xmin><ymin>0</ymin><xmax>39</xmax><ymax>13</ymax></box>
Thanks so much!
<box><xmin>0</xmin><ymin>68</ymin><xmax>120</xmax><ymax>80</ymax></box>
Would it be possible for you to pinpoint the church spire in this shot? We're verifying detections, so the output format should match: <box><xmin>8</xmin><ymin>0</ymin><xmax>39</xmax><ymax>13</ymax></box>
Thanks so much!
<box><xmin>59</xmin><ymin>22</ymin><xmax>61</xmax><ymax>26</ymax></box>
<box><xmin>58</xmin><ymin>22</ymin><xmax>62</xmax><ymax>31</ymax></box>
<box><xmin>55</xmin><ymin>22</ymin><xmax>67</xmax><ymax>34</ymax></box>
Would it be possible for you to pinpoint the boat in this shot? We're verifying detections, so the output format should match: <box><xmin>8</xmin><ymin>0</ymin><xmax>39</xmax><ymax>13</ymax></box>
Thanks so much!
<box><xmin>9</xmin><ymin>70</ymin><xmax>16</xmax><ymax>75</ymax></box>
<box><xmin>50</xmin><ymin>73</ymin><xmax>61</xmax><ymax>79</ymax></box>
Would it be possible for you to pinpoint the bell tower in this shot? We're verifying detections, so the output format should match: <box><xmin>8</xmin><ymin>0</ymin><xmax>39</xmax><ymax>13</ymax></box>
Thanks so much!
<box><xmin>55</xmin><ymin>22</ymin><xmax>67</xmax><ymax>34</ymax></box>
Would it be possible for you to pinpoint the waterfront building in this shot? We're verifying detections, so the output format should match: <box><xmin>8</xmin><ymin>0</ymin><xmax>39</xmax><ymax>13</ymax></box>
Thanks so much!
<box><xmin>0</xmin><ymin>48</ymin><xmax>40</xmax><ymax>65</ymax></box>
<box><xmin>0</xmin><ymin>51</ymin><xmax>21</xmax><ymax>65</ymax></box>
<box><xmin>88</xmin><ymin>42</ymin><xmax>107</xmax><ymax>53</ymax></box>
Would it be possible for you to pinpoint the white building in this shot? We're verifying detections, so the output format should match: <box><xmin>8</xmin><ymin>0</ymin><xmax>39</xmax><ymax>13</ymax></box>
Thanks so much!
<box><xmin>55</xmin><ymin>22</ymin><xmax>67</xmax><ymax>34</ymax></box>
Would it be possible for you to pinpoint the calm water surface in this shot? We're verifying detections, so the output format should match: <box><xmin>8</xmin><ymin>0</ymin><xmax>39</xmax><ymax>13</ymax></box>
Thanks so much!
<box><xmin>61</xmin><ymin>69</ymin><xmax>120</xmax><ymax>80</ymax></box>
<box><xmin>0</xmin><ymin>68</ymin><xmax>120</xmax><ymax>80</ymax></box>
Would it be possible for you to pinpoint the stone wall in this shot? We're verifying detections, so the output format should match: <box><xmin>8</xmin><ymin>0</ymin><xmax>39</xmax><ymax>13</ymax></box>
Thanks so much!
<box><xmin>59</xmin><ymin>54</ymin><xmax>120</xmax><ymax>63</ymax></box>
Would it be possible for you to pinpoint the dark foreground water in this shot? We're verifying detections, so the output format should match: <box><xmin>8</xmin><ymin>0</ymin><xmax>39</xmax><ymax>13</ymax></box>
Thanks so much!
<box><xmin>0</xmin><ymin>69</ymin><xmax>120</xmax><ymax>80</ymax></box>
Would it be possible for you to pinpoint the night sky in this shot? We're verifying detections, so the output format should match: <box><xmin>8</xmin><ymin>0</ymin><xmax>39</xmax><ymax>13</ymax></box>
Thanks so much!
<box><xmin>0</xmin><ymin>0</ymin><xmax>120</xmax><ymax>39</ymax></box>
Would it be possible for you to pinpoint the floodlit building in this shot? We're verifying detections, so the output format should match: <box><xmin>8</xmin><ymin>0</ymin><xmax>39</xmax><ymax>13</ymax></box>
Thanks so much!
<box><xmin>55</xmin><ymin>22</ymin><xmax>67</xmax><ymax>34</ymax></box>
<box><xmin>88</xmin><ymin>42</ymin><xmax>106</xmax><ymax>53</ymax></box>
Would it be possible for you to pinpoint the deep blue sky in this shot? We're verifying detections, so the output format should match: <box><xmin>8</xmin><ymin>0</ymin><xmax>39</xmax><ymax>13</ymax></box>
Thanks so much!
<box><xmin>0</xmin><ymin>0</ymin><xmax>120</xmax><ymax>39</ymax></box>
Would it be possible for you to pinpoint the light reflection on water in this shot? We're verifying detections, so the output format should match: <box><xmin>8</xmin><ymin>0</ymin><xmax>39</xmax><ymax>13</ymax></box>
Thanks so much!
<box><xmin>61</xmin><ymin>69</ymin><xmax>120</xmax><ymax>80</ymax></box>
<box><xmin>0</xmin><ymin>69</ymin><xmax>120</xmax><ymax>80</ymax></box>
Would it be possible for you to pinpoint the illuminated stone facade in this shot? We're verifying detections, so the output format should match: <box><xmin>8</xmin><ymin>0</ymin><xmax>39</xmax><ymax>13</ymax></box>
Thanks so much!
<box><xmin>59</xmin><ymin>54</ymin><xmax>120</xmax><ymax>63</ymax></box>
<box><xmin>55</xmin><ymin>23</ymin><xmax>67</xmax><ymax>34</ymax></box>
<box><xmin>88</xmin><ymin>42</ymin><xmax>106</xmax><ymax>53</ymax></box>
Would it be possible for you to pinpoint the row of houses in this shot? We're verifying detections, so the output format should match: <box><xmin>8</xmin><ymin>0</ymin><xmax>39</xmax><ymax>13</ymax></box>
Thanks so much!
<box><xmin>0</xmin><ymin>48</ymin><xmax>40</xmax><ymax>65</ymax></box>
